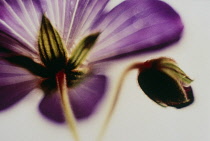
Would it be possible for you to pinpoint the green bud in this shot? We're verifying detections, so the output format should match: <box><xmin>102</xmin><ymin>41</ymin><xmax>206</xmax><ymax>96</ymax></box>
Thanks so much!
<box><xmin>138</xmin><ymin>57</ymin><xmax>194</xmax><ymax>108</ymax></box>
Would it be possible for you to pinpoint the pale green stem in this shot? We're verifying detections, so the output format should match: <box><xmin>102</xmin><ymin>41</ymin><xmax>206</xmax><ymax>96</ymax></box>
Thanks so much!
<box><xmin>97</xmin><ymin>63</ymin><xmax>144</xmax><ymax>141</ymax></box>
<box><xmin>56</xmin><ymin>71</ymin><xmax>80</xmax><ymax>141</ymax></box>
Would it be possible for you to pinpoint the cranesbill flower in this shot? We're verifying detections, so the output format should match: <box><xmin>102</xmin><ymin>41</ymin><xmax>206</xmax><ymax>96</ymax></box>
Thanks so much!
<box><xmin>0</xmin><ymin>0</ymin><xmax>183</xmax><ymax>140</ymax></box>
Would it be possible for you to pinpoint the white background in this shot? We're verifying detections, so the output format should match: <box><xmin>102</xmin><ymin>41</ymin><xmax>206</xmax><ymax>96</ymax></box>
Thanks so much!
<box><xmin>0</xmin><ymin>0</ymin><xmax>210</xmax><ymax>141</ymax></box>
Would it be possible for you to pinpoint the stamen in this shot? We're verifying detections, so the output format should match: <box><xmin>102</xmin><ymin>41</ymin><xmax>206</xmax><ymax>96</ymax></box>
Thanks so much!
<box><xmin>56</xmin><ymin>71</ymin><xmax>80</xmax><ymax>141</ymax></box>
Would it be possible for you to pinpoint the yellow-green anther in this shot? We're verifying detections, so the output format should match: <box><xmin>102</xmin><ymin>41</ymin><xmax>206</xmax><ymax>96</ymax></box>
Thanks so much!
<box><xmin>68</xmin><ymin>32</ymin><xmax>100</xmax><ymax>69</ymax></box>
<box><xmin>38</xmin><ymin>15</ymin><xmax>67</xmax><ymax>71</ymax></box>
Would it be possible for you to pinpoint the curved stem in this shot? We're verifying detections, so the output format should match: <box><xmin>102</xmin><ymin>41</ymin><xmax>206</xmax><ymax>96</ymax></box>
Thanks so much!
<box><xmin>97</xmin><ymin>63</ymin><xmax>144</xmax><ymax>141</ymax></box>
<box><xmin>56</xmin><ymin>71</ymin><xmax>80</xmax><ymax>141</ymax></box>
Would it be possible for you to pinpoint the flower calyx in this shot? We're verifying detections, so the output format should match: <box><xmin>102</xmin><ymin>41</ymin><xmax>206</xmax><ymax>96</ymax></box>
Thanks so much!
<box><xmin>38</xmin><ymin>15</ymin><xmax>68</xmax><ymax>72</ymax></box>
<box><xmin>67</xmin><ymin>32</ymin><xmax>100</xmax><ymax>70</ymax></box>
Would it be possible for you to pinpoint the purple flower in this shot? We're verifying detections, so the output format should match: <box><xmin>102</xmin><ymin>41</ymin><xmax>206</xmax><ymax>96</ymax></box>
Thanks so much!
<box><xmin>0</xmin><ymin>0</ymin><xmax>183</xmax><ymax>123</ymax></box>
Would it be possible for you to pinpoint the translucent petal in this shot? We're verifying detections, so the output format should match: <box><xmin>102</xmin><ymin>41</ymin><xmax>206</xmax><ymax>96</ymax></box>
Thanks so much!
<box><xmin>0</xmin><ymin>0</ymin><xmax>44</xmax><ymax>56</ymax></box>
<box><xmin>39</xmin><ymin>74</ymin><xmax>107</xmax><ymax>123</ymax></box>
<box><xmin>41</xmin><ymin>0</ymin><xmax>109</xmax><ymax>50</ymax></box>
<box><xmin>89</xmin><ymin>0</ymin><xmax>184</xmax><ymax>62</ymax></box>
<box><xmin>0</xmin><ymin>60</ymin><xmax>39</xmax><ymax>111</ymax></box>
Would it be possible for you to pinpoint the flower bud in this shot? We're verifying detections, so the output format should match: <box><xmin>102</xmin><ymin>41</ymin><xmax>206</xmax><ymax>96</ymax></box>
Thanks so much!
<box><xmin>138</xmin><ymin>57</ymin><xmax>194</xmax><ymax>108</ymax></box>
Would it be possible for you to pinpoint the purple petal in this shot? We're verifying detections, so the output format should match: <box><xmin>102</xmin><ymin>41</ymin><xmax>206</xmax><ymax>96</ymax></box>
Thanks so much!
<box><xmin>39</xmin><ymin>93</ymin><xmax>65</xmax><ymax>123</ymax></box>
<box><xmin>67</xmin><ymin>0</ymin><xmax>109</xmax><ymax>44</ymax></box>
<box><xmin>0</xmin><ymin>60</ymin><xmax>39</xmax><ymax>111</ymax></box>
<box><xmin>41</xmin><ymin>0</ymin><xmax>109</xmax><ymax>49</ymax></box>
<box><xmin>0</xmin><ymin>31</ymin><xmax>38</xmax><ymax>57</ymax></box>
<box><xmin>39</xmin><ymin>74</ymin><xmax>107</xmax><ymax>123</ymax></box>
<box><xmin>69</xmin><ymin>74</ymin><xmax>107</xmax><ymax>119</ymax></box>
<box><xmin>0</xmin><ymin>0</ymin><xmax>44</xmax><ymax>55</ymax></box>
<box><xmin>88</xmin><ymin>0</ymin><xmax>184</xmax><ymax>62</ymax></box>
<box><xmin>0</xmin><ymin>0</ymin><xmax>110</xmax><ymax>52</ymax></box>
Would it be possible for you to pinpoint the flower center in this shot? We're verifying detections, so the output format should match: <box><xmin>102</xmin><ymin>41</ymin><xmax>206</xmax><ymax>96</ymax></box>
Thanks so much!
<box><xmin>4</xmin><ymin>15</ymin><xmax>100</xmax><ymax>92</ymax></box>
<box><xmin>38</xmin><ymin>15</ymin><xmax>100</xmax><ymax>75</ymax></box>
<box><xmin>37</xmin><ymin>15</ymin><xmax>100</xmax><ymax>91</ymax></box>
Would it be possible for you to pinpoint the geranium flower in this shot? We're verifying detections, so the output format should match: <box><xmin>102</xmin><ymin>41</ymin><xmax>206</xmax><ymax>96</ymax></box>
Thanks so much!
<box><xmin>0</xmin><ymin>0</ymin><xmax>183</xmax><ymax>140</ymax></box>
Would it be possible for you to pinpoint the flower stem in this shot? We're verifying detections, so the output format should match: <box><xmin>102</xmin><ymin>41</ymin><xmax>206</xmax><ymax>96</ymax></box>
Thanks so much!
<box><xmin>56</xmin><ymin>71</ymin><xmax>80</xmax><ymax>141</ymax></box>
<box><xmin>97</xmin><ymin>63</ymin><xmax>143</xmax><ymax>141</ymax></box>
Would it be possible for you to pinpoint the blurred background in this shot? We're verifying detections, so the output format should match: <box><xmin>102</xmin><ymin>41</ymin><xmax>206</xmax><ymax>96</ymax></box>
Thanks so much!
<box><xmin>0</xmin><ymin>0</ymin><xmax>209</xmax><ymax>141</ymax></box>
